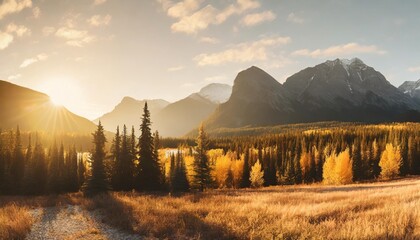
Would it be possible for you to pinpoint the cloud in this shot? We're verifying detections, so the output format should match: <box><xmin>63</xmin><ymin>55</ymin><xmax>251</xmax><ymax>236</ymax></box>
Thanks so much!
<box><xmin>167</xmin><ymin>0</ymin><xmax>202</xmax><ymax>18</ymax></box>
<box><xmin>287</xmin><ymin>12</ymin><xmax>304</xmax><ymax>24</ymax></box>
<box><xmin>167</xmin><ymin>65</ymin><xmax>184</xmax><ymax>71</ymax></box>
<box><xmin>55</xmin><ymin>27</ymin><xmax>95</xmax><ymax>47</ymax></box>
<box><xmin>19</xmin><ymin>53</ymin><xmax>48</xmax><ymax>68</ymax></box>
<box><xmin>194</xmin><ymin>36</ymin><xmax>291</xmax><ymax>66</ymax></box>
<box><xmin>88</xmin><ymin>14</ymin><xmax>112</xmax><ymax>26</ymax></box>
<box><xmin>408</xmin><ymin>66</ymin><xmax>420</xmax><ymax>73</ymax></box>
<box><xmin>0</xmin><ymin>32</ymin><xmax>13</xmax><ymax>50</ymax></box>
<box><xmin>292</xmin><ymin>43</ymin><xmax>387</xmax><ymax>58</ymax></box>
<box><xmin>160</xmin><ymin>0</ymin><xmax>261</xmax><ymax>34</ymax></box>
<box><xmin>32</xmin><ymin>6</ymin><xmax>40</xmax><ymax>18</ymax></box>
<box><xmin>93</xmin><ymin>0</ymin><xmax>106</xmax><ymax>6</ymax></box>
<box><xmin>6</xmin><ymin>23</ymin><xmax>31</xmax><ymax>36</ymax></box>
<box><xmin>0</xmin><ymin>0</ymin><xmax>32</xmax><ymax>20</ymax></box>
<box><xmin>8</xmin><ymin>73</ymin><xmax>21</xmax><ymax>80</ymax></box>
<box><xmin>200</xmin><ymin>36</ymin><xmax>219</xmax><ymax>44</ymax></box>
<box><xmin>241</xmin><ymin>10</ymin><xmax>276</xmax><ymax>26</ymax></box>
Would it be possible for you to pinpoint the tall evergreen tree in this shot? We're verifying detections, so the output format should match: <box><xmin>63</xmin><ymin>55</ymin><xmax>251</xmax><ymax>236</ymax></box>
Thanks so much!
<box><xmin>136</xmin><ymin>103</ymin><xmax>162</xmax><ymax>191</ymax></box>
<box><xmin>10</xmin><ymin>126</ymin><xmax>25</xmax><ymax>193</ymax></box>
<box><xmin>115</xmin><ymin>125</ymin><xmax>133</xmax><ymax>191</ymax></box>
<box><xmin>170</xmin><ymin>150</ymin><xmax>190</xmax><ymax>192</ymax></box>
<box><xmin>111</xmin><ymin>126</ymin><xmax>121</xmax><ymax>189</ymax></box>
<box><xmin>25</xmin><ymin>137</ymin><xmax>47</xmax><ymax>195</ymax></box>
<box><xmin>192</xmin><ymin>124</ymin><xmax>213</xmax><ymax>191</ymax></box>
<box><xmin>240</xmin><ymin>147</ymin><xmax>251</xmax><ymax>188</ymax></box>
<box><xmin>82</xmin><ymin>121</ymin><xmax>110</xmax><ymax>196</ymax></box>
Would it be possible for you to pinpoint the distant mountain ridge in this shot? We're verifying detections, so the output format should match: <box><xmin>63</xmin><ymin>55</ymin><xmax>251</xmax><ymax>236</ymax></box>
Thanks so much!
<box><xmin>399</xmin><ymin>79</ymin><xmax>420</xmax><ymax>100</ymax></box>
<box><xmin>94</xmin><ymin>97</ymin><xmax>170</xmax><ymax>132</ymax></box>
<box><xmin>0</xmin><ymin>80</ymin><xmax>96</xmax><ymax>134</ymax></box>
<box><xmin>206</xmin><ymin>58</ymin><xmax>420</xmax><ymax>129</ymax></box>
<box><xmin>96</xmin><ymin>83</ymin><xmax>232</xmax><ymax>136</ymax></box>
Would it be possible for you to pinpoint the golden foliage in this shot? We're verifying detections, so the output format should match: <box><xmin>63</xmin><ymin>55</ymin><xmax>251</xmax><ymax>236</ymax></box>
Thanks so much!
<box><xmin>250</xmin><ymin>160</ymin><xmax>264</xmax><ymax>188</ymax></box>
<box><xmin>379</xmin><ymin>143</ymin><xmax>402</xmax><ymax>179</ymax></box>
<box><xmin>323</xmin><ymin>148</ymin><xmax>353</xmax><ymax>184</ymax></box>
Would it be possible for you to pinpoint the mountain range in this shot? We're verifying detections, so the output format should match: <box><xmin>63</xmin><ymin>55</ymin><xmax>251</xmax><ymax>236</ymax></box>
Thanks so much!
<box><xmin>1</xmin><ymin>58</ymin><xmax>419</xmax><ymax>137</ymax></box>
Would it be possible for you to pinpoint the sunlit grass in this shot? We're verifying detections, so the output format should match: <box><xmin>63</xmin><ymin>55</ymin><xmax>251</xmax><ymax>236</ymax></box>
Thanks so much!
<box><xmin>0</xmin><ymin>204</ymin><xmax>33</xmax><ymax>240</ymax></box>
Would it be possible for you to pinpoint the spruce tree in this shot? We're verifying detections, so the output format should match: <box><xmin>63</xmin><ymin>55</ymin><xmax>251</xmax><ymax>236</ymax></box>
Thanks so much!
<box><xmin>10</xmin><ymin>126</ymin><xmax>25</xmax><ymax>193</ymax></box>
<box><xmin>192</xmin><ymin>124</ymin><xmax>213</xmax><ymax>191</ymax></box>
<box><xmin>136</xmin><ymin>102</ymin><xmax>162</xmax><ymax>191</ymax></box>
<box><xmin>25</xmin><ymin>137</ymin><xmax>47</xmax><ymax>195</ymax></box>
<box><xmin>111</xmin><ymin>126</ymin><xmax>121</xmax><ymax>189</ymax></box>
<box><xmin>170</xmin><ymin>150</ymin><xmax>190</xmax><ymax>192</ymax></box>
<box><xmin>117</xmin><ymin>125</ymin><xmax>134</xmax><ymax>191</ymax></box>
<box><xmin>240</xmin><ymin>147</ymin><xmax>251</xmax><ymax>188</ymax></box>
<box><xmin>82</xmin><ymin>121</ymin><xmax>110</xmax><ymax>196</ymax></box>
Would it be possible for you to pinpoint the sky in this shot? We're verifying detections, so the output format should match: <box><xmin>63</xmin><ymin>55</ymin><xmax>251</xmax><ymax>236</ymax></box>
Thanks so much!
<box><xmin>1</xmin><ymin>0</ymin><xmax>420</xmax><ymax>120</ymax></box>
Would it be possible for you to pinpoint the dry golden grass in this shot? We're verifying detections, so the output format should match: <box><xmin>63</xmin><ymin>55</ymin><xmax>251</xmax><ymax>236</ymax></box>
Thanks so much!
<box><xmin>1</xmin><ymin>177</ymin><xmax>419</xmax><ymax>239</ymax></box>
<box><xmin>84</xmin><ymin>177</ymin><xmax>420</xmax><ymax>239</ymax></box>
<box><xmin>0</xmin><ymin>204</ymin><xmax>33</xmax><ymax>240</ymax></box>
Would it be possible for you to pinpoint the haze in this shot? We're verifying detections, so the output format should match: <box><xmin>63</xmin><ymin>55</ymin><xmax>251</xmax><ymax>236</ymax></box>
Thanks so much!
<box><xmin>1</xmin><ymin>0</ymin><xmax>420</xmax><ymax>119</ymax></box>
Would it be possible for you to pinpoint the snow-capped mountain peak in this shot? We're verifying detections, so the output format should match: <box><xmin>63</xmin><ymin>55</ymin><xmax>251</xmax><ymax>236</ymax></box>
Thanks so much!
<box><xmin>198</xmin><ymin>83</ymin><xmax>232</xmax><ymax>104</ymax></box>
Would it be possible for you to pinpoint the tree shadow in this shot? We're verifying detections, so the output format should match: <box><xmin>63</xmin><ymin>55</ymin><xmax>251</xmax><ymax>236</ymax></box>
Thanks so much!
<box><xmin>85</xmin><ymin>192</ymin><xmax>237</xmax><ymax>239</ymax></box>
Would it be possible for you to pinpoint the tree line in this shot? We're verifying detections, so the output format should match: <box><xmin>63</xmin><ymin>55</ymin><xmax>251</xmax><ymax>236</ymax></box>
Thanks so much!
<box><xmin>0</xmin><ymin>103</ymin><xmax>419</xmax><ymax>195</ymax></box>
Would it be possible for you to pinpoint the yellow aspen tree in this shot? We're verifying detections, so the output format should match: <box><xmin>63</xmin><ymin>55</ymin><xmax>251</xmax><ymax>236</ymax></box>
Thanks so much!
<box><xmin>300</xmin><ymin>151</ymin><xmax>311</xmax><ymax>183</ymax></box>
<box><xmin>379</xmin><ymin>143</ymin><xmax>402</xmax><ymax>179</ymax></box>
<box><xmin>250</xmin><ymin>160</ymin><xmax>264</xmax><ymax>188</ymax></box>
<box><xmin>335</xmin><ymin>148</ymin><xmax>353</xmax><ymax>184</ymax></box>
<box><xmin>322</xmin><ymin>152</ymin><xmax>336</xmax><ymax>184</ymax></box>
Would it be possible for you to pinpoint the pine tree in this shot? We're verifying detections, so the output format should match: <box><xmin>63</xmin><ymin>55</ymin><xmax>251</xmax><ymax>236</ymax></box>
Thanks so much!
<box><xmin>192</xmin><ymin>124</ymin><xmax>213</xmax><ymax>191</ymax></box>
<box><xmin>351</xmin><ymin>140</ymin><xmax>362</xmax><ymax>181</ymax></box>
<box><xmin>240</xmin><ymin>147</ymin><xmax>251</xmax><ymax>188</ymax></box>
<box><xmin>250</xmin><ymin>159</ymin><xmax>264</xmax><ymax>188</ymax></box>
<box><xmin>136</xmin><ymin>102</ymin><xmax>162</xmax><ymax>191</ymax></box>
<box><xmin>116</xmin><ymin>125</ymin><xmax>133</xmax><ymax>191</ymax></box>
<box><xmin>82</xmin><ymin>121</ymin><xmax>110</xmax><ymax>196</ymax></box>
<box><xmin>25</xmin><ymin>137</ymin><xmax>47</xmax><ymax>195</ymax></box>
<box><xmin>111</xmin><ymin>126</ymin><xmax>121</xmax><ymax>190</ymax></box>
<box><xmin>10</xmin><ymin>126</ymin><xmax>25</xmax><ymax>193</ymax></box>
<box><xmin>170</xmin><ymin>151</ymin><xmax>190</xmax><ymax>192</ymax></box>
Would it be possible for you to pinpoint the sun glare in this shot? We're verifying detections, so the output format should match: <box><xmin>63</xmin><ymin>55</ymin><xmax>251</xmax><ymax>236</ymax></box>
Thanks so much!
<box><xmin>38</xmin><ymin>76</ymin><xmax>84</xmax><ymax>110</ymax></box>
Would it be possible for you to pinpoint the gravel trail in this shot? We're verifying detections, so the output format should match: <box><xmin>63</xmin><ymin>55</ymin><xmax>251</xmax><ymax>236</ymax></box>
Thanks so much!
<box><xmin>26</xmin><ymin>205</ymin><xmax>141</xmax><ymax>240</ymax></box>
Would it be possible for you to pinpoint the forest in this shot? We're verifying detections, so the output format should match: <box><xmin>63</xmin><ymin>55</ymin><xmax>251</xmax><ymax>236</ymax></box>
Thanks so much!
<box><xmin>0</xmin><ymin>103</ymin><xmax>419</xmax><ymax>195</ymax></box>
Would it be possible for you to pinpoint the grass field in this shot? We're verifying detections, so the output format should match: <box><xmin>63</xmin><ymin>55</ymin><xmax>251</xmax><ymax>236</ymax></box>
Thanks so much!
<box><xmin>1</xmin><ymin>177</ymin><xmax>419</xmax><ymax>239</ymax></box>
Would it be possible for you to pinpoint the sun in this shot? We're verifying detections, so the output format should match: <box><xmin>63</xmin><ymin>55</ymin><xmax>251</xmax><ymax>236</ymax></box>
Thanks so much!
<box><xmin>38</xmin><ymin>76</ymin><xmax>84</xmax><ymax>110</ymax></box>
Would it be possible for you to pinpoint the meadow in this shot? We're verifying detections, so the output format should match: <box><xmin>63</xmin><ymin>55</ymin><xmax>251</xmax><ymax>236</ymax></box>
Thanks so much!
<box><xmin>1</xmin><ymin>177</ymin><xmax>419</xmax><ymax>239</ymax></box>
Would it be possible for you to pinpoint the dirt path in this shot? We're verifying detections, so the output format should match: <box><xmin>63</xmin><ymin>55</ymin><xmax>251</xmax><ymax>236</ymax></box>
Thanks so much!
<box><xmin>26</xmin><ymin>205</ymin><xmax>140</xmax><ymax>240</ymax></box>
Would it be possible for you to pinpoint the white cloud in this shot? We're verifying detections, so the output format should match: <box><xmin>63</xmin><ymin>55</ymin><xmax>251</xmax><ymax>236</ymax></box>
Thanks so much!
<box><xmin>408</xmin><ymin>66</ymin><xmax>420</xmax><ymax>73</ymax></box>
<box><xmin>88</xmin><ymin>14</ymin><xmax>112</xmax><ymax>26</ymax></box>
<box><xmin>292</xmin><ymin>43</ymin><xmax>387</xmax><ymax>58</ymax></box>
<box><xmin>0</xmin><ymin>32</ymin><xmax>14</xmax><ymax>50</ymax></box>
<box><xmin>8</xmin><ymin>73</ymin><xmax>21</xmax><ymax>80</ymax></box>
<box><xmin>32</xmin><ymin>6</ymin><xmax>40</xmax><ymax>18</ymax></box>
<box><xmin>194</xmin><ymin>36</ymin><xmax>291</xmax><ymax>66</ymax></box>
<box><xmin>167</xmin><ymin>65</ymin><xmax>184</xmax><ymax>71</ymax></box>
<box><xmin>241</xmin><ymin>10</ymin><xmax>276</xmax><ymax>26</ymax></box>
<box><xmin>200</xmin><ymin>36</ymin><xmax>219</xmax><ymax>44</ymax></box>
<box><xmin>287</xmin><ymin>12</ymin><xmax>304</xmax><ymax>24</ymax></box>
<box><xmin>55</xmin><ymin>27</ymin><xmax>95</xmax><ymax>47</ymax></box>
<box><xmin>6</xmin><ymin>23</ymin><xmax>31</xmax><ymax>37</ymax></box>
<box><xmin>0</xmin><ymin>0</ymin><xmax>32</xmax><ymax>20</ymax></box>
<box><xmin>160</xmin><ymin>0</ymin><xmax>261</xmax><ymax>34</ymax></box>
<box><xmin>93</xmin><ymin>0</ymin><xmax>106</xmax><ymax>6</ymax></box>
<box><xmin>19</xmin><ymin>53</ymin><xmax>48</xmax><ymax>68</ymax></box>
<box><xmin>167</xmin><ymin>0</ymin><xmax>203</xmax><ymax>18</ymax></box>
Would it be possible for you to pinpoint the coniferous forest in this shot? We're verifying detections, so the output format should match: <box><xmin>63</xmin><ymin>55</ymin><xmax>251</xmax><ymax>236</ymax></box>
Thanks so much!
<box><xmin>0</xmin><ymin>102</ymin><xmax>419</xmax><ymax>196</ymax></box>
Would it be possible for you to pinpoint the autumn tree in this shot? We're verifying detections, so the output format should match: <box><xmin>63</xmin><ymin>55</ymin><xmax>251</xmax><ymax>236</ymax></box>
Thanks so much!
<box><xmin>136</xmin><ymin>102</ymin><xmax>162</xmax><ymax>191</ymax></box>
<box><xmin>250</xmin><ymin>159</ymin><xmax>264</xmax><ymax>188</ymax></box>
<box><xmin>379</xmin><ymin>143</ymin><xmax>402</xmax><ymax>179</ymax></box>
<box><xmin>82</xmin><ymin>121</ymin><xmax>110</xmax><ymax>196</ymax></box>
<box><xmin>170</xmin><ymin>151</ymin><xmax>189</xmax><ymax>192</ymax></box>
<box><xmin>192</xmin><ymin>124</ymin><xmax>213</xmax><ymax>191</ymax></box>
<box><xmin>323</xmin><ymin>148</ymin><xmax>353</xmax><ymax>185</ymax></box>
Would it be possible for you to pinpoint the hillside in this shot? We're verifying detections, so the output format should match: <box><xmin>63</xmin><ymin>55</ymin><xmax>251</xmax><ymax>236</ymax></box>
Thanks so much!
<box><xmin>0</xmin><ymin>80</ymin><xmax>96</xmax><ymax>134</ymax></box>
